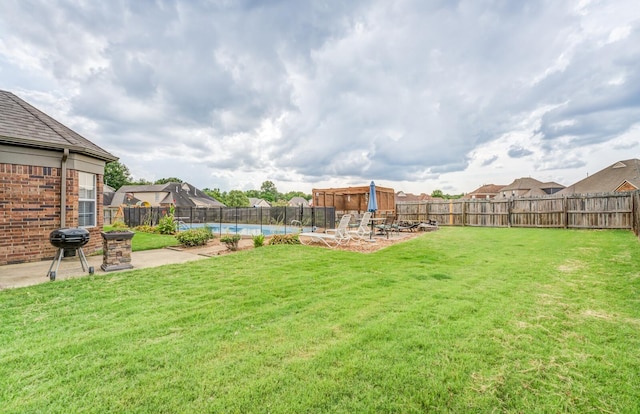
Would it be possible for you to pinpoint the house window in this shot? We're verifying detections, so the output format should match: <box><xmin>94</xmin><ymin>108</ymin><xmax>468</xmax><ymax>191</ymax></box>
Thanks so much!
<box><xmin>78</xmin><ymin>172</ymin><xmax>96</xmax><ymax>227</ymax></box>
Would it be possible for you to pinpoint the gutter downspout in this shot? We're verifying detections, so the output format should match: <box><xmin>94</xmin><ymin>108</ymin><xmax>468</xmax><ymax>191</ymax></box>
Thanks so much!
<box><xmin>61</xmin><ymin>148</ymin><xmax>69</xmax><ymax>228</ymax></box>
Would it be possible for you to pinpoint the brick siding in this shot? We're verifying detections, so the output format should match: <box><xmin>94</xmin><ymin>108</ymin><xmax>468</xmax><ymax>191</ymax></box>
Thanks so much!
<box><xmin>0</xmin><ymin>162</ymin><xmax>104</xmax><ymax>265</ymax></box>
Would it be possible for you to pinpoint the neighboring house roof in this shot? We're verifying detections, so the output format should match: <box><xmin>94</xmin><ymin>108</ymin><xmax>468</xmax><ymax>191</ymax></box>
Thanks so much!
<box><xmin>500</xmin><ymin>177</ymin><xmax>544</xmax><ymax>191</ymax></box>
<box><xmin>103</xmin><ymin>185</ymin><xmax>116</xmax><ymax>206</ymax></box>
<box><xmin>540</xmin><ymin>181</ymin><xmax>565</xmax><ymax>191</ymax></box>
<box><xmin>0</xmin><ymin>90</ymin><xmax>117</xmax><ymax>162</ymax></box>
<box><xmin>395</xmin><ymin>191</ymin><xmax>433</xmax><ymax>203</ymax></box>
<box><xmin>499</xmin><ymin>177</ymin><xmax>564</xmax><ymax>197</ymax></box>
<box><xmin>249</xmin><ymin>198</ymin><xmax>271</xmax><ymax>207</ymax></box>
<box><xmin>121</xmin><ymin>193</ymin><xmax>143</xmax><ymax>206</ymax></box>
<box><xmin>463</xmin><ymin>184</ymin><xmax>506</xmax><ymax>199</ymax></box>
<box><xmin>110</xmin><ymin>182</ymin><xmax>225</xmax><ymax>207</ymax></box>
<box><xmin>559</xmin><ymin>159</ymin><xmax>640</xmax><ymax>195</ymax></box>
<box><xmin>288</xmin><ymin>196</ymin><xmax>309</xmax><ymax>207</ymax></box>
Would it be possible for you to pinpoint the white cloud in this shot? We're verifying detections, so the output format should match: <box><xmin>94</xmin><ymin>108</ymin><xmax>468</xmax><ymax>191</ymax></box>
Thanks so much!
<box><xmin>0</xmin><ymin>0</ymin><xmax>639</xmax><ymax>195</ymax></box>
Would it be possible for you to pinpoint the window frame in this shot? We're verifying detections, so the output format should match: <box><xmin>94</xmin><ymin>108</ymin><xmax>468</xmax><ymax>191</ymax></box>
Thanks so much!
<box><xmin>78</xmin><ymin>171</ymin><xmax>96</xmax><ymax>228</ymax></box>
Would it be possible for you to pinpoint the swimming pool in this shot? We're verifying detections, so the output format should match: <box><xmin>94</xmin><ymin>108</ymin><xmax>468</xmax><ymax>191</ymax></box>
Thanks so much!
<box><xmin>179</xmin><ymin>222</ymin><xmax>313</xmax><ymax>236</ymax></box>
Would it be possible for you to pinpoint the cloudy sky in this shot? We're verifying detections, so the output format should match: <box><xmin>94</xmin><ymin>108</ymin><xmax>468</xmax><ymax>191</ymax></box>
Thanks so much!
<box><xmin>1</xmin><ymin>0</ymin><xmax>639</xmax><ymax>195</ymax></box>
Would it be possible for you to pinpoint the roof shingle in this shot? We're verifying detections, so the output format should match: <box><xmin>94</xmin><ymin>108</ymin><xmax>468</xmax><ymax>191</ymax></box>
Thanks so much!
<box><xmin>0</xmin><ymin>90</ymin><xmax>116</xmax><ymax>161</ymax></box>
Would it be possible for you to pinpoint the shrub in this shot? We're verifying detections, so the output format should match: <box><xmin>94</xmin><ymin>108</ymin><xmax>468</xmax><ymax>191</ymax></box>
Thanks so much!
<box><xmin>157</xmin><ymin>213</ymin><xmax>177</xmax><ymax>235</ymax></box>
<box><xmin>268</xmin><ymin>234</ymin><xmax>300</xmax><ymax>245</ymax></box>
<box><xmin>220</xmin><ymin>234</ymin><xmax>241</xmax><ymax>251</ymax></box>
<box><xmin>252</xmin><ymin>234</ymin><xmax>265</xmax><ymax>248</ymax></box>
<box><xmin>202</xmin><ymin>225</ymin><xmax>214</xmax><ymax>239</ymax></box>
<box><xmin>175</xmin><ymin>229</ymin><xmax>213</xmax><ymax>247</ymax></box>
<box><xmin>111</xmin><ymin>221</ymin><xmax>129</xmax><ymax>229</ymax></box>
<box><xmin>134</xmin><ymin>225</ymin><xmax>156</xmax><ymax>234</ymax></box>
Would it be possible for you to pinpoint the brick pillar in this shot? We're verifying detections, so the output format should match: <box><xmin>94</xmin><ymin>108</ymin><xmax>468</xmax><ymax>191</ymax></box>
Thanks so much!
<box><xmin>100</xmin><ymin>231</ymin><xmax>135</xmax><ymax>272</ymax></box>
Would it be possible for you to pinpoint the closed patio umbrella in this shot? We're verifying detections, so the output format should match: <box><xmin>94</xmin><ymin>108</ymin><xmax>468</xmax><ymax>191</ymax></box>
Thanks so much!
<box><xmin>368</xmin><ymin>181</ymin><xmax>378</xmax><ymax>239</ymax></box>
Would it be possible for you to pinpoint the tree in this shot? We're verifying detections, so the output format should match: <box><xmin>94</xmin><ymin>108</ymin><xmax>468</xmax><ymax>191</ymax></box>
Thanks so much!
<box><xmin>129</xmin><ymin>178</ymin><xmax>152</xmax><ymax>185</ymax></box>
<box><xmin>225</xmin><ymin>190</ymin><xmax>250</xmax><ymax>207</ymax></box>
<box><xmin>244</xmin><ymin>189</ymin><xmax>261</xmax><ymax>199</ymax></box>
<box><xmin>203</xmin><ymin>188</ymin><xmax>227</xmax><ymax>205</ymax></box>
<box><xmin>154</xmin><ymin>177</ymin><xmax>183</xmax><ymax>184</ymax></box>
<box><xmin>104</xmin><ymin>161</ymin><xmax>132</xmax><ymax>190</ymax></box>
<box><xmin>430</xmin><ymin>189</ymin><xmax>463</xmax><ymax>200</ymax></box>
<box><xmin>283</xmin><ymin>191</ymin><xmax>311</xmax><ymax>201</ymax></box>
<box><xmin>260</xmin><ymin>180</ymin><xmax>279</xmax><ymax>202</ymax></box>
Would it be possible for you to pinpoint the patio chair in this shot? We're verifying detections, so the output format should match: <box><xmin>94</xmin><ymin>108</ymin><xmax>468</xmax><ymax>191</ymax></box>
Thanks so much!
<box><xmin>348</xmin><ymin>211</ymin><xmax>373</xmax><ymax>240</ymax></box>
<box><xmin>375</xmin><ymin>215</ymin><xmax>398</xmax><ymax>238</ymax></box>
<box><xmin>299</xmin><ymin>214</ymin><xmax>352</xmax><ymax>247</ymax></box>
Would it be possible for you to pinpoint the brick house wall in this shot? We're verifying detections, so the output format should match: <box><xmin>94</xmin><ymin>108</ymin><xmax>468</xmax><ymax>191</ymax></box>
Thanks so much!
<box><xmin>0</xmin><ymin>162</ymin><xmax>104</xmax><ymax>266</ymax></box>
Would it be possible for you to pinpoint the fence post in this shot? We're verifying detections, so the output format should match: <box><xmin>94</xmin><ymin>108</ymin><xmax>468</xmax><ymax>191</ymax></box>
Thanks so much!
<box><xmin>235</xmin><ymin>207</ymin><xmax>238</xmax><ymax>235</ymax></box>
<box><xmin>449</xmin><ymin>201</ymin><xmax>453</xmax><ymax>225</ymax></box>
<box><xmin>461</xmin><ymin>200</ymin><xmax>466</xmax><ymax>227</ymax></box>
<box><xmin>563</xmin><ymin>196</ymin><xmax>568</xmax><ymax>229</ymax></box>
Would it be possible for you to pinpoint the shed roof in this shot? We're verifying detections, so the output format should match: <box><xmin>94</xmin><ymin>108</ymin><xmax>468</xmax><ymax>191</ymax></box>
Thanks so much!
<box><xmin>0</xmin><ymin>90</ymin><xmax>117</xmax><ymax>162</ymax></box>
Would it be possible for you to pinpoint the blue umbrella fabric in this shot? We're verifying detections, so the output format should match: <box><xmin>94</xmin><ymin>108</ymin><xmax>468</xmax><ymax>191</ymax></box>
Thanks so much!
<box><xmin>367</xmin><ymin>181</ymin><xmax>378</xmax><ymax>212</ymax></box>
<box><xmin>367</xmin><ymin>181</ymin><xmax>378</xmax><ymax>240</ymax></box>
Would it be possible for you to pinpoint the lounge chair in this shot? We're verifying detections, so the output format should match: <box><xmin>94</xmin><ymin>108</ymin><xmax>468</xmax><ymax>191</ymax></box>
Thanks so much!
<box><xmin>417</xmin><ymin>220</ymin><xmax>439</xmax><ymax>231</ymax></box>
<box><xmin>348</xmin><ymin>211</ymin><xmax>373</xmax><ymax>240</ymax></box>
<box><xmin>396</xmin><ymin>221</ymin><xmax>419</xmax><ymax>232</ymax></box>
<box><xmin>299</xmin><ymin>214</ymin><xmax>352</xmax><ymax>247</ymax></box>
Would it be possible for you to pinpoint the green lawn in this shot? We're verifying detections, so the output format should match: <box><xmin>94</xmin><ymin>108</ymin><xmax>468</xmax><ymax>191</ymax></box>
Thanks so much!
<box><xmin>1</xmin><ymin>227</ymin><xmax>639</xmax><ymax>412</ymax></box>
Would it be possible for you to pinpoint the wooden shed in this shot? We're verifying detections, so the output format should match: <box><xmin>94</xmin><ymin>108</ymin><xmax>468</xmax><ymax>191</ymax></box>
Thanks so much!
<box><xmin>312</xmin><ymin>185</ymin><xmax>396</xmax><ymax>216</ymax></box>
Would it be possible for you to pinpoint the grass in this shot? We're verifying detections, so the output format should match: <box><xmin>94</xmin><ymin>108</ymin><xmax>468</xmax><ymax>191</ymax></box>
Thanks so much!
<box><xmin>103</xmin><ymin>225</ymin><xmax>180</xmax><ymax>251</ymax></box>
<box><xmin>1</xmin><ymin>227</ymin><xmax>639</xmax><ymax>412</ymax></box>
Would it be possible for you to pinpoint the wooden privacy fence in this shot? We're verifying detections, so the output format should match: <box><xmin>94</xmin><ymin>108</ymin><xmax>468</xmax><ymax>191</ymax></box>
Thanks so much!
<box><xmin>396</xmin><ymin>191</ymin><xmax>639</xmax><ymax>233</ymax></box>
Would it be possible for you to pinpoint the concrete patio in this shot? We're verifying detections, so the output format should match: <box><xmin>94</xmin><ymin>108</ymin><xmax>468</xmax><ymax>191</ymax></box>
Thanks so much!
<box><xmin>0</xmin><ymin>247</ymin><xmax>212</xmax><ymax>290</ymax></box>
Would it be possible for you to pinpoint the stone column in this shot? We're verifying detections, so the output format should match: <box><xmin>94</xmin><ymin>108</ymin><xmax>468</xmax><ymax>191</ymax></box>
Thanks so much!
<box><xmin>100</xmin><ymin>231</ymin><xmax>135</xmax><ymax>272</ymax></box>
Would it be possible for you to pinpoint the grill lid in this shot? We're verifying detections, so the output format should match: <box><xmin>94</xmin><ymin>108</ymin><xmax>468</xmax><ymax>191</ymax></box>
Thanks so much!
<box><xmin>49</xmin><ymin>228</ymin><xmax>90</xmax><ymax>248</ymax></box>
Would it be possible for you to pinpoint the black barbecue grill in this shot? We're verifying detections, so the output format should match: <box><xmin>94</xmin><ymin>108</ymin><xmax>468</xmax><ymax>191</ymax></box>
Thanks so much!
<box><xmin>46</xmin><ymin>228</ymin><xmax>94</xmax><ymax>280</ymax></box>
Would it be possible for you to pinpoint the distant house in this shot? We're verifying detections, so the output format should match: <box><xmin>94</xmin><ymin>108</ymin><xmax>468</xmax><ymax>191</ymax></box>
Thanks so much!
<box><xmin>0</xmin><ymin>90</ymin><xmax>117</xmax><ymax>265</ymax></box>
<box><xmin>558</xmin><ymin>159</ymin><xmax>640</xmax><ymax>195</ymax></box>
<box><xmin>463</xmin><ymin>184</ymin><xmax>506</xmax><ymax>199</ymax></box>
<box><xmin>498</xmin><ymin>178</ymin><xmax>565</xmax><ymax>198</ymax></box>
<box><xmin>287</xmin><ymin>196</ymin><xmax>309</xmax><ymax>207</ymax></box>
<box><xmin>395</xmin><ymin>191</ymin><xmax>434</xmax><ymax>203</ymax></box>
<box><xmin>249</xmin><ymin>197</ymin><xmax>271</xmax><ymax>208</ymax></box>
<box><xmin>109</xmin><ymin>182</ymin><xmax>225</xmax><ymax>208</ymax></box>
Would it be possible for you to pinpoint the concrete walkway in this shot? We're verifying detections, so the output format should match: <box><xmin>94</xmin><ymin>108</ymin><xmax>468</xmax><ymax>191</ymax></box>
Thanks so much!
<box><xmin>0</xmin><ymin>247</ymin><xmax>213</xmax><ymax>290</ymax></box>
<box><xmin>0</xmin><ymin>233</ymin><xmax>422</xmax><ymax>290</ymax></box>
